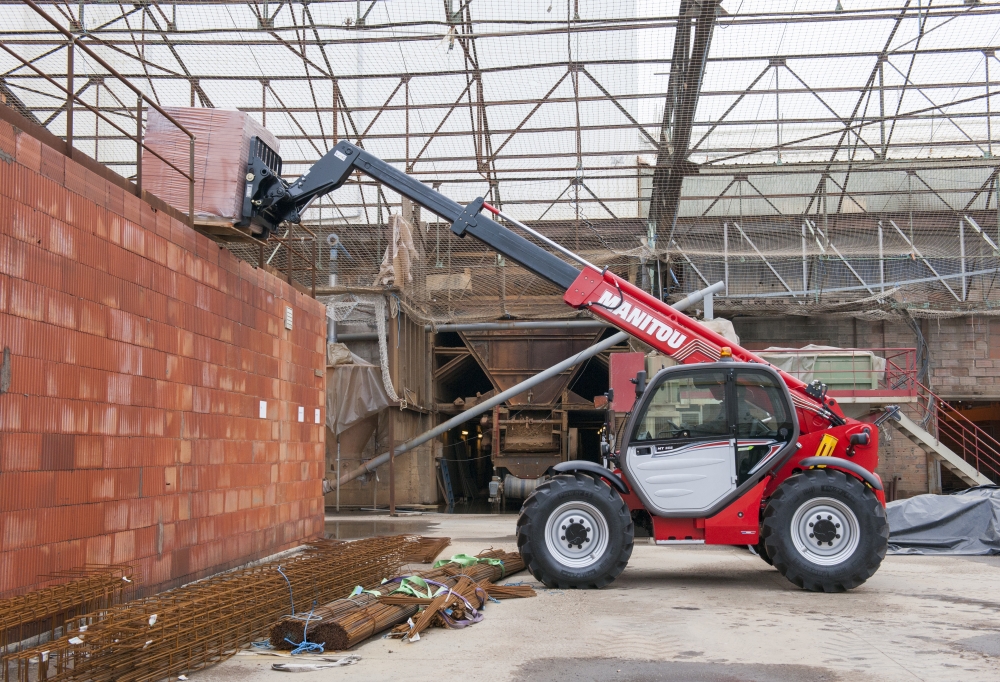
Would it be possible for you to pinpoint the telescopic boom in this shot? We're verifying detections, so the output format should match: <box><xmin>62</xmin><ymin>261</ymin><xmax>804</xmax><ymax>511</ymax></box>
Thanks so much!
<box><xmin>241</xmin><ymin>138</ymin><xmax>847</xmax><ymax>430</ymax></box>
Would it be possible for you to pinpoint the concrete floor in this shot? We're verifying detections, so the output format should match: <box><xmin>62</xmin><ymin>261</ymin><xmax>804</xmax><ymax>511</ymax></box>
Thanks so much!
<box><xmin>195</xmin><ymin>512</ymin><xmax>1000</xmax><ymax>682</ymax></box>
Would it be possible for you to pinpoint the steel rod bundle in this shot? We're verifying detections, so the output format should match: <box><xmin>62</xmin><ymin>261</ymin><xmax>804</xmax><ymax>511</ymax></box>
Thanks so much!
<box><xmin>3</xmin><ymin>536</ymin><xmax>414</xmax><ymax>682</ymax></box>
<box><xmin>400</xmin><ymin>537</ymin><xmax>451</xmax><ymax>564</ymax></box>
<box><xmin>309</xmin><ymin>599</ymin><xmax>420</xmax><ymax>651</ymax></box>
<box><xmin>267</xmin><ymin>592</ymin><xmax>419</xmax><ymax>652</ymax></box>
<box><xmin>269</xmin><ymin>549</ymin><xmax>528</xmax><ymax>652</ymax></box>
<box><xmin>1</xmin><ymin>566</ymin><xmax>135</xmax><ymax>661</ymax></box>
<box><xmin>477</xmin><ymin>581</ymin><xmax>537</xmax><ymax>599</ymax></box>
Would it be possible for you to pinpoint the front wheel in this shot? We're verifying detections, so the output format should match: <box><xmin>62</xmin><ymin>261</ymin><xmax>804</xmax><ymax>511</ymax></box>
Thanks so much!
<box><xmin>762</xmin><ymin>469</ymin><xmax>888</xmax><ymax>592</ymax></box>
<box><xmin>516</xmin><ymin>473</ymin><xmax>634</xmax><ymax>589</ymax></box>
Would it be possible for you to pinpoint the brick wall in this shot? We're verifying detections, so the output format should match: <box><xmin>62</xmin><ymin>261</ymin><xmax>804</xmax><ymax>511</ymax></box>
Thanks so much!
<box><xmin>926</xmin><ymin>316</ymin><xmax>998</xmax><ymax>399</ymax></box>
<box><xmin>0</xmin><ymin>121</ymin><xmax>327</xmax><ymax>598</ymax></box>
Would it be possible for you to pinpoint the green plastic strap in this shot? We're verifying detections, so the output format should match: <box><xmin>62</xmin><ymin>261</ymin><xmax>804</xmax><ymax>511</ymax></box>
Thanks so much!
<box><xmin>394</xmin><ymin>576</ymin><xmax>436</xmax><ymax>599</ymax></box>
<box><xmin>433</xmin><ymin>554</ymin><xmax>506</xmax><ymax>578</ymax></box>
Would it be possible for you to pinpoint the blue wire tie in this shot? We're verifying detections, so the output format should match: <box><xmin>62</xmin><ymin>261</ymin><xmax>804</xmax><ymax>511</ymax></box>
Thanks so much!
<box><xmin>276</xmin><ymin>566</ymin><xmax>295</xmax><ymax>615</ymax></box>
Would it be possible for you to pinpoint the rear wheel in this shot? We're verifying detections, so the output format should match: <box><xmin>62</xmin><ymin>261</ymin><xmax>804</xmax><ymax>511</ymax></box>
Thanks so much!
<box><xmin>762</xmin><ymin>469</ymin><xmax>888</xmax><ymax>592</ymax></box>
<box><xmin>516</xmin><ymin>473</ymin><xmax>633</xmax><ymax>589</ymax></box>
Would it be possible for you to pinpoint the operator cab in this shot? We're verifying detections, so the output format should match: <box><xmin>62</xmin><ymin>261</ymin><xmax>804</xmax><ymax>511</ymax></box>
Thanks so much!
<box><xmin>620</xmin><ymin>362</ymin><xmax>797</xmax><ymax>517</ymax></box>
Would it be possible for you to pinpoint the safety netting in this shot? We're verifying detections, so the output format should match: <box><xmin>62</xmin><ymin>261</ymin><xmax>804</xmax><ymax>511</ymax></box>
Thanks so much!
<box><xmin>3</xmin><ymin>1</ymin><xmax>1000</xmax><ymax>321</ymax></box>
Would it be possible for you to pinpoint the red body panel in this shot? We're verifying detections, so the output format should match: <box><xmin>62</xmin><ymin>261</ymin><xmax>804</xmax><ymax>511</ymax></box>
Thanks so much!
<box><xmin>652</xmin><ymin>517</ymin><xmax>704</xmax><ymax>542</ymax></box>
<box><xmin>704</xmin><ymin>479</ymin><xmax>769</xmax><ymax>545</ymax></box>
<box><xmin>609</xmin><ymin>352</ymin><xmax>644</xmax><ymax>412</ymax></box>
<box><xmin>579</xmin><ymin>268</ymin><xmax>885</xmax><ymax>545</ymax></box>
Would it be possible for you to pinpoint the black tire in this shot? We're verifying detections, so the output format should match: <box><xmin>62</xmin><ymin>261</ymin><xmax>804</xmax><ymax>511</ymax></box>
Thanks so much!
<box><xmin>752</xmin><ymin>539</ymin><xmax>773</xmax><ymax>566</ymax></box>
<box><xmin>762</xmin><ymin>469</ymin><xmax>888</xmax><ymax>592</ymax></box>
<box><xmin>516</xmin><ymin>473</ymin><xmax>634</xmax><ymax>589</ymax></box>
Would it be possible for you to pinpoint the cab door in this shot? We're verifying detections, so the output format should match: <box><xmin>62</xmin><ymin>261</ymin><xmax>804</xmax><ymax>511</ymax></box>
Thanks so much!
<box><xmin>621</xmin><ymin>368</ymin><xmax>737</xmax><ymax>516</ymax></box>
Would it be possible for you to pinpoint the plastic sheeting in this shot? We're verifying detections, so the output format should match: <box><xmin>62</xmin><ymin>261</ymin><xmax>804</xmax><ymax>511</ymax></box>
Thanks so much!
<box><xmin>142</xmin><ymin>107</ymin><xmax>280</xmax><ymax>219</ymax></box>
<box><xmin>326</xmin><ymin>352</ymin><xmax>390</xmax><ymax>435</ymax></box>
<box><xmin>887</xmin><ymin>487</ymin><xmax>1000</xmax><ymax>555</ymax></box>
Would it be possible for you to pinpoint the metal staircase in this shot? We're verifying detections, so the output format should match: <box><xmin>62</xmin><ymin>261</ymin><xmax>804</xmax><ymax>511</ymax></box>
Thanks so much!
<box><xmin>763</xmin><ymin>346</ymin><xmax>1000</xmax><ymax>488</ymax></box>
<box><xmin>890</xmin><ymin>411</ymin><xmax>993</xmax><ymax>487</ymax></box>
<box><xmin>882</xmin><ymin>375</ymin><xmax>1000</xmax><ymax>487</ymax></box>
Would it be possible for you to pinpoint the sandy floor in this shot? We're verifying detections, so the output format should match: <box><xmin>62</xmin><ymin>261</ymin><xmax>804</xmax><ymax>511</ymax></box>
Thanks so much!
<box><xmin>193</xmin><ymin>511</ymin><xmax>1000</xmax><ymax>682</ymax></box>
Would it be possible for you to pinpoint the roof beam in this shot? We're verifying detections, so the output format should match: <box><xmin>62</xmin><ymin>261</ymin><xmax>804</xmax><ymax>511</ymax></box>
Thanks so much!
<box><xmin>649</xmin><ymin>0</ymin><xmax>720</xmax><ymax>248</ymax></box>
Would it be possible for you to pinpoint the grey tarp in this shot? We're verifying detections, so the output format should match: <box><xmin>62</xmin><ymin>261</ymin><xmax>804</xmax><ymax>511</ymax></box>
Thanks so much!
<box><xmin>326</xmin><ymin>352</ymin><xmax>390</xmax><ymax>435</ymax></box>
<box><xmin>887</xmin><ymin>487</ymin><xmax>1000</xmax><ymax>555</ymax></box>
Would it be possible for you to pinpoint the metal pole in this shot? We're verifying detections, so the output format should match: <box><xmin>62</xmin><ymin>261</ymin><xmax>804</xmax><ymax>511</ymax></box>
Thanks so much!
<box><xmin>337</xmin><ymin>281</ymin><xmax>724</xmax><ymax>485</ymax></box>
<box><xmin>775</xmin><ymin>65</ymin><xmax>781</xmax><ymax>164</ymax></box>
<box><xmin>723</xmin><ymin>222</ymin><xmax>729</xmax><ymax>295</ymax></box>
<box><xmin>135</xmin><ymin>95</ymin><xmax>142</xmax><ymax>193</ymax></box>
<box><xmin>878</xmin><ymin>220</ymin><xmax>885</xmax><ymax>293</ymax></box>
<box><xmin>960</xmin><ymin>218</ymin><xmax>967</xmax><ymax>302</ymax></box>
<box><xmin>425</xmin><ymin>320</ymin><xmax>610</xmax><ymax>332</ymax></box>
<box><xmin>333</xmin><ymin>80</ymin><xmax>340</xmax><ymax>143</ymax></box>
<box><xmin>801</xmin><ymin>221</ymin><xmax>808</xmax><ymax>292</ymax></box>
<box><xmin>879</xmin><ymin>58</ymin><xmax>886</xmax><ymax>159</ymax></box>
<box><xmin>336</xmin><ymin>436</ymin><xmax>341</xmax><ymax>512</ymax></box>
<box><xmin>311</xmin><ymin>236</ymin><xmax>317</xmax><ymax>298</ymax></box>
<box><xmin>188</xmin><ymin>138</ymin><xmax>195</xmax><ymax>228</ymax></box>
<box><xmin>388</xmin><ymin>403</ymin><xmax>396</xmax><ymax>516</ymax></box>
<box><xmin>987</xmin><ymin>53</ymin><xmax>993</xmax><ymax>159</ymax></box>
<box><xmin>65</xmin><ymin>39</ymin><xmax>73</xmax><ymax>155</ymax></box>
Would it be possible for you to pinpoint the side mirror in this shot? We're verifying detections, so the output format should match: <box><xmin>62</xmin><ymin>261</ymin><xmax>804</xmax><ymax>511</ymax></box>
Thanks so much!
<box><xmin>630</xmin><ymin>370</ymin><xmax>647</xmax><ymax>398</ymax></box>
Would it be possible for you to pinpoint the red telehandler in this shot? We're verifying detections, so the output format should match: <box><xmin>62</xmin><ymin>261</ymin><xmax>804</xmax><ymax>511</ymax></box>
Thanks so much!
<box><xmin>241</xmin><ymin>138</ymin><xmax>893</xmax><ymax>593</ymax></box>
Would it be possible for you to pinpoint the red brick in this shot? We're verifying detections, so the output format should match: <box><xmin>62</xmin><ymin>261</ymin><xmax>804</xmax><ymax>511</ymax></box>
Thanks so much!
<box><xmin>14</xmin><ymin>131</ymin><xmax>41</xmax><ymax>173</ymax></box>
<box><xmin>1</xmin><ymin>128</ymin><xmax>326</xmax><ymax>599</ymax></box>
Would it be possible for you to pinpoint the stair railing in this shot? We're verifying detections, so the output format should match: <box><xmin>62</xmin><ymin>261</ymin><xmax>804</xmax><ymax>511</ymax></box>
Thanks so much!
<box><xmin>910</xmin><ymin>381</ymin><xmax>1000</xmax><ymax>484</ymax></box>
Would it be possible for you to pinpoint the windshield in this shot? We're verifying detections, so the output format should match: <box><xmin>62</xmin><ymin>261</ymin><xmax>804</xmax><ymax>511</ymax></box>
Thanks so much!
<box><xmin>632</xmin><ymin>371</ymin><xmax>729</xmax><ymax>442</ymax></box>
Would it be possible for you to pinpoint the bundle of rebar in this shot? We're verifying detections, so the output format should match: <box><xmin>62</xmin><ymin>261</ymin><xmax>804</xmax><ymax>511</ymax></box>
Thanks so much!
<box><xmin>477</xmin><ymin>581</ymin><xmax>536</xmax><ymax>599</ymax></box>
<box><xmin>1</xmin><ymin>566</ymin><xmax>136</xmax><ymax>681</ymax></box>
<box><xmin>268</xmin><ymin>549</ymin><xmax>527</xmax><ymax>652</ymax></box>
<box><xmin>3</xmin><ymin>536</ymin><xmax>414</xmax><ymax>682</ymax></box>
<box><xmin>267</xmin><ymin>591</ymin><xmax>418</xmax><ymax>652</ymax></box>
<box><xmin>400</xmin><ymin>537</ymin><xmax>451</xmax><ymax>564</ymax></box>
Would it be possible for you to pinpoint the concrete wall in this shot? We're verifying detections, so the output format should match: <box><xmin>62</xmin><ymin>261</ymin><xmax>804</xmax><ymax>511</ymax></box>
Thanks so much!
<box><xmin>0</xmin><ymin>120</ymin><xmax>327</xmax><ymax>598</ymax></box>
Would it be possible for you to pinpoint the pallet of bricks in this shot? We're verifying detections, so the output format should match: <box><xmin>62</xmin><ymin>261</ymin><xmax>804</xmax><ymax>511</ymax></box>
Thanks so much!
<box><xmin>1</xmin><ymin>537</ymin><xmax>411</xmax><ymax>682</ymax></box>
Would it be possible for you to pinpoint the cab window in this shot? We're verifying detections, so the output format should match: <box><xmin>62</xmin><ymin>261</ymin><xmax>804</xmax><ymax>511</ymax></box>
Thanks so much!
<box><xmin>632</xmin><ymin>371</ymin><xmax>729</xmax><ymax>442</ymax></box>
<box><xmin>735</xmin><ymin>370</ymin><xmax>794</xmax><ymax>484</ymax></box>
<box><xmin>735</xmin><ymin>371</ymin><xmax>793</xmax><ymax>442</ymax></box>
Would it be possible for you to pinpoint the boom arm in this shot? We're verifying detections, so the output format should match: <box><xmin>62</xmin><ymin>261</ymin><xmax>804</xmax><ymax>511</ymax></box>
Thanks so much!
<box><xmin>241</xmin><ymin>139</ymin><xmax>845</xmax><ymax>427</ymax></box>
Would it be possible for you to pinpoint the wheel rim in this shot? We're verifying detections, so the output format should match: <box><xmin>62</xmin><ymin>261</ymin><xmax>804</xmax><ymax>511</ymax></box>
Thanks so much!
<box><xmin>543</xmin><ymin>501</ymin><xmax>610</xmax><ymax>569</ymax></box>
<box><xmin>790</xmin><ymin>496</ymin><xmax>860</xmax><ymax>567</ymax></box>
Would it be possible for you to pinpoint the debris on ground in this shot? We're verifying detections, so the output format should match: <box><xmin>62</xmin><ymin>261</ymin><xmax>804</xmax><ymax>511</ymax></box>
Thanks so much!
<box><xmin>1</xmin><ymin>537</ymin><xmax>416</xmax><ymax>682</ymax></box>
<box><xmin>271</xmin><ymin>656</ymin><xmax>360</xmax><ymax>672</ymax></box>
<box><xmin>269</xmin><ymin>549</ymin><xmax>531</xmax><ymax>651</ymax></box>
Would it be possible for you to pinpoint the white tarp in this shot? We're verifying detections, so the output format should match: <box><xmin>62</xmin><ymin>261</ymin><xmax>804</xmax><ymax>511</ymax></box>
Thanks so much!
<box><xmin>757</xmin><ymin>344</ymin><xmax>886</xmax><ymax>386</ymax></box>
<box><xmin>325</xmin><ymin>350</ymin><xmax>389</xmax><ymax>435</ymax></box>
